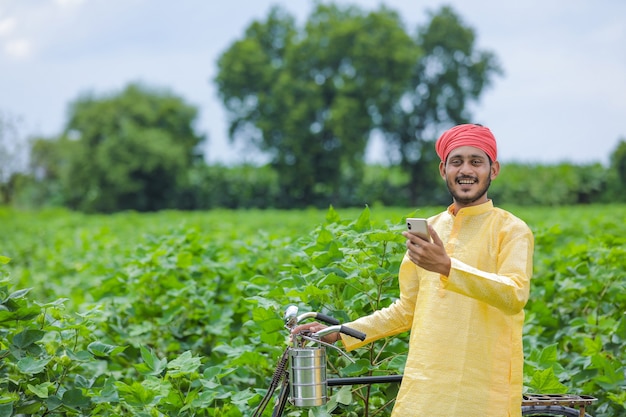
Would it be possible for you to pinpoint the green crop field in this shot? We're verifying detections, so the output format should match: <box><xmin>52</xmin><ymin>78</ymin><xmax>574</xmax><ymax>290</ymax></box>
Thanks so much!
<box><xmin>1</xmin><ymin>204</ymin><xmax>625</xmax><ymax>416</ymax></box>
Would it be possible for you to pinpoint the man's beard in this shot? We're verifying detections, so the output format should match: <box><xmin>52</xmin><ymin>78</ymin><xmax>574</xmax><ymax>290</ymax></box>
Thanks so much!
<box><xmin>446</xmin><ymin>175</ymin><xmax>491</xmax><ymax>205</ymax></box>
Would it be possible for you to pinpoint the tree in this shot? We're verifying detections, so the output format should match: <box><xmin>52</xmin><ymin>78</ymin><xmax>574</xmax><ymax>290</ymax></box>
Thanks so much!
<box><xmin>27</xmin><ymin>135</ymin><xmax>82</xmax><ymax>207</ymax></box>
<box><xmin>609</xmin><ymin>138</ymin><xmax>626</xmax><ymax>200</ymax></box>
<box><xmin>378</xmin><ymin>6</ymin><xmax>503</xmax><ymax>205</ymax></box>
<box><xmin>215</xmin><ymin>4</ymin><xmax>418</xmax><ymax>207</ymax></box>
<box><xmin>0</xmin><ymin>111</ymin><xmax>29</xmax><ymax>204</ymax></box>
<box><xmin>30</xmin><ymin>83</ymin><xmax>205</xmax><ymax>212</ymax></box>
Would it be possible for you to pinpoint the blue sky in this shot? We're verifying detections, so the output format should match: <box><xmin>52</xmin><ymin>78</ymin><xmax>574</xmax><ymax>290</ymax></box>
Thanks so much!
<box><xmin>1</xmin><ymin>0</ymin><xmax>624</xmax><ymax>165</ymax></box>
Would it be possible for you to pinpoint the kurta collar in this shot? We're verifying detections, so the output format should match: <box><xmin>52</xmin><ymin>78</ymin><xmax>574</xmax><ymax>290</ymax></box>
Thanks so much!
<box><xmin>447</xmin><ymin>200</ymin><xmax>494</xmax><ymax>217</ymax></box>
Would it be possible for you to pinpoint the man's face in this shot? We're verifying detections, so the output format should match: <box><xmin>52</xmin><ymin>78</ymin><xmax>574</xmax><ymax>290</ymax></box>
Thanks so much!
<box><xmin>439</xmin><ymin>146</ymin><xmax>500</xmax><ymax>209</ymax></box>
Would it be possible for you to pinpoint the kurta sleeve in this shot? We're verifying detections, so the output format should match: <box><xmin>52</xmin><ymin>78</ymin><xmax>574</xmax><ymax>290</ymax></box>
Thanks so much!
<box><xmin>340</xmin><ymin>254</ymin><xmax>420</xmax><ymax>351</ymax></box>
<box><xmin>440</xmin><ymin>220</ymin><xmax>534</xmax><ymax>315</ymax></box>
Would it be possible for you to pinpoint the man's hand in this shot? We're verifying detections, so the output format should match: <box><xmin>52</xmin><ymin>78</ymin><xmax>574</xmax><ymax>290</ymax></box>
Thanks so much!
<box><xmin>290</xmin><ymin>322</ymin><xmax>340</xmax><ymax>344</ymax></box>
<box><xmin>402</xmin><ymin>225</ymin><xmax>451</xmax><ymax>276</ymax></box>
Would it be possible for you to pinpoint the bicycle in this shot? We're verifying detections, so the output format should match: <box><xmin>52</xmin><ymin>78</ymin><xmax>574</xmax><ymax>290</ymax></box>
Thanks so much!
<box><xmin>253</xmin><ymin>306</ymin><xmax>597</xmax><ymax>417</ymax></box>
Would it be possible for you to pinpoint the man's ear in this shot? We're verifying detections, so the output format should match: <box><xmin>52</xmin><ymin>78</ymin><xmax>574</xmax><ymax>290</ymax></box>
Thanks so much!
<box><xmin>439</xmin><ymin>161</ymin><xmax>446</xmax><ymax>179</ymax></box>
<box><xmin>491</xmin><ymin>160</ymin><xmax>501</xmax><ymax>180</ymax></box>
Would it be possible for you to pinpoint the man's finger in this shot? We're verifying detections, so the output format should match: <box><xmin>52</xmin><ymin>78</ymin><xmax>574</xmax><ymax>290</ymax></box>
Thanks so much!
<box><xmin>429</xmin><ymin>225</ymin><xmax>443</xmax><ymax>246</ymax></box>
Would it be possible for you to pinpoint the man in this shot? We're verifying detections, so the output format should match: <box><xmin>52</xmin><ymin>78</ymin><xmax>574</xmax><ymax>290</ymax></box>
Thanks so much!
<box><xmin>295</xmin><ymin>124</ymin><xmax>534</xmax><ymax>416</ymax></box>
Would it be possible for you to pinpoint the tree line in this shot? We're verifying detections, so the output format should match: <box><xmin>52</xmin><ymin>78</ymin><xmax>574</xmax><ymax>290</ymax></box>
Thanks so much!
<box><xmin>1</xmin><ymin>3</ymin><xmax>625</xmax><ymax>212</ymax></box>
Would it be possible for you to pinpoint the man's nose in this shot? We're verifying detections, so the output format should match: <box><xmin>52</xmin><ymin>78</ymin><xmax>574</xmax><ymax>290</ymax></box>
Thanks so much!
<box><xmin>458</xmin><ymin>162</ymin><xmax>474</xmax><ymax>174</ymax></box>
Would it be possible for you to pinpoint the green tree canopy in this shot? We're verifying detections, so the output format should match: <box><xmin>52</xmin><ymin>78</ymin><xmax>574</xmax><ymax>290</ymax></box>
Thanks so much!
<box><xmin>30</xmin><ymin>83</ymin><xmax>205</xmax><ymax>212</ymax></box>
<box><xmin>379</xmin><ymin>6</ymin><xmax>502</xmax><ymax>205</ymax></box>
<box><xmin>215</xmin><ymin>3</ymin><xmax>501</xmax><ymax>207</ymax></box>
<box><xmin>215</xmin><ymin>4</ymin><xmax>418</xmax><ymax>207</ymax></box>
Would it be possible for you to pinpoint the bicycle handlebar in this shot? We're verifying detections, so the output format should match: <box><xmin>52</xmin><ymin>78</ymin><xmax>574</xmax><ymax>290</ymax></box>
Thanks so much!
<box><xmin>315</xmin><ymin>324</ymin><xmax>366</xmax><ymax>341</ymax></box>
<box><xmin>315</xmin><ymin>313</ymin><xmax>340</xmax><ymax>326</ymax></box>
<box><xmin>284</xmin><ymin>305</ymin><xmax>366</xmax><ymax>341</ymax></box>
<box><xmin>293</xmin><ymin>311</ymin><xmax>340</xmax><ymax>326</ymax></box>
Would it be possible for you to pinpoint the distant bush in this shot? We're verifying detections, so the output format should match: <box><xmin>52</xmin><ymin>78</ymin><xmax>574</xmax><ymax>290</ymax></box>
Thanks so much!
<box><xmin>178</xmin><ymin>163</ymin><xmax>281</xmax><ymax>209</ymax></box>
<box><xmin>6</xmin><ymin>158</ymin><xmax>623</xmax><ymax>211</ymax></box>
<box><xmin>490</xmin><ymin>162</ymin><xmax>609</xmax><ymax>205</ymax></box>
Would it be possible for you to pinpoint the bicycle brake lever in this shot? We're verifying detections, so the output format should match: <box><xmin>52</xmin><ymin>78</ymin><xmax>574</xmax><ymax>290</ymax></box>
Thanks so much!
<box><xmin>284</xmin><ymin>305</ymin><xmax>299</xmax><ymax>329</ymax></box>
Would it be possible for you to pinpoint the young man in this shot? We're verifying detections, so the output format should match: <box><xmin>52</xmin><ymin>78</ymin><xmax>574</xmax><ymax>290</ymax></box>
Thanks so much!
<box><xmin>295</xmin><ymin>124</ymin><xmax>534</xmax><ymax>416</ymax></box>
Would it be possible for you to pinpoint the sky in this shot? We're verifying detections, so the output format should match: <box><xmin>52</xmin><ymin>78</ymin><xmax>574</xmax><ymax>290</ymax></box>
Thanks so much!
<box><xmin>0</xmin><ymin>0</ymin><xmax>625</xmax><ymax>167</ymax></box>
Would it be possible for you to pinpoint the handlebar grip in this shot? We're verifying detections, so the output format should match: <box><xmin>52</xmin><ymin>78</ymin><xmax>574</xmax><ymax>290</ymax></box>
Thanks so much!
<box><xmin>339</xmin><ymin>325</ymin><xmax>366</xmax><ymax>341</ymax></box>
<box><xmin>315</xmin><ymin>313</ymin><xmax>340</xmax><ymax>325</ymax></box>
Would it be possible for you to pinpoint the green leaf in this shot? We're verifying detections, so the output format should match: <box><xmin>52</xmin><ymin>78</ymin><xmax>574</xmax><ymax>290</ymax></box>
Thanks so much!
<box><xmin>203</xmin><ymin>365</ymin><xmax>222</xmax><ymax>380</ymax></box>
<box><xmin>353</xmin><ymin>206</ymin><xmax>371</xmax><ymax>232</ymax></box>
<box><xmin>310</xmin><ymin>407</ymin><xmax>333</xmax><ymax>417</ymax></box>
<box><xmin>12</xmin><ymin>329</ymin><xmax>45</xmax><ymax>348</ymax></box>
<box><xmin>317</xmin><ymin>272</ymin><xmax>347</xmax><ymax>286</ymax></box>
<box><xmin>316</xmin><ymin>228</ymin><xmax>334</xmax><ymax>246</ymax></box>
<box><xmin>17</xmin><ymin>357</ymin><xmax>50</xmax><ymax>374</ymax></box>
<box><xmin>0</xmin><ymin>256</ymin><xmax>10</xmax><ymax>264</ymax></box>
<box><xmin>369</xmin><ymin>230</ymin><xmax>404</xmax><ymax>243</ymax></box>
<box><xmin>0</xmin><ymin>403</ymin><xmax>13</xmax><ymax>417</ymax></box>
<box><xmin>35</xmin><ymin>298</ymin><xmax>69</xmax><ymax>308</ymax></box>
<box><xmin>325</xmin><ymin>205</ymin><xmax>341</xmax><ymax>224</ymax></box>
<box><xmin>167</xmin><ymin>350</ymin><xmax>201</xmax><ymax>376</ymax></box>
<box><xmin>582</xmin><ymin>336</ymin><xmax>603</xmax><ymax>356</ymax></box>
<box><xmin>528</xmin><ymin>367</ymin><xmax>568</xmax><ymax>394</ymax></box>
<box><xmin>335</xmin><ymin>385</ymin><xmax>352</xmax><ymax>405</ymax></box>
<box><xmin>94</xmin><ymin>377</ymin><xmax>119</xmax><ymax>403</ymax></box>
<box><xmin>311</xmin><ymin>242</ymin><xmax>343</xmax><ymax>268</ymax></box>
<box><xmin>27</xmin><ymin>383</ymin><xmax>51</xmax><ymax>399</ymax></box>
<box><xmin>387</xmin><ymin>354</ymin><xmax>407</xmax><ymax>373</ymax></box>
<box><xmin>87</xmin><ymin>341</ymin><xmax>125</xmax><ymax>358</ymax></box>
<box><xmin>70</xmin><ymin>375</ymin><xmax>89</xmax><ymax>391</ymax></box>
<box><xmin>259</xmin><ymin>317</ymin><xmax>283</xmax><ymax>333</ymax></box>
<box><xmin>67</xmin><ymin>349</ymin><xmax>93</xmax><ymax>361</ymax></box>
<box><xmin>116</xmin><ymin>381</ymin><xmax>156</xmax><ymax>407</ymax></box>
<box><xmin>340</xmin><ymin>358</ymin><xmax>371</xmax><ymax>377</ymax></box>
<box><xmin>231</xmin><ymin>388</ymin><xmax>256</xmax><ymax>407</ymax></box>
<box><xmin>537</xmin><ymin>343</ymin><xmax>558</xmax><ymax>365</ymax></box>
<box><xmin>0</xmin><ymin>305</ymin><xmax>40</xmax><ymax>323</ymax></box>
<box><xmin>45</xmin><ymin>395</ymin><xmax>62</xmax><ymax>411</ymax></box>
<box><xmin>7</xmin><ymin>288</ymin><xmax>30</xmax><ymax>300</ymax></box>
<box><xmin>137</xmin><ymin>346</ymin><xmax>167</xmax><ymax>376</ymax></box>
<box><xmin>191</xmin><ymin>390</ymin><xmax>218</xmax><ymax>408</ymax></box>
<box><xmin>62</xmin><ymin>388</ymin><xmax>91</xmax><ymax>408</ymax></box>
<box><xmin>176</xmin><ymin>251</ymin><xmax>193</xmax><ymax>268</ymax></box>
<box><xmin>15</xmin><ymin>399</ymin><xmax>42</xmax><ymax>415</ymax></box>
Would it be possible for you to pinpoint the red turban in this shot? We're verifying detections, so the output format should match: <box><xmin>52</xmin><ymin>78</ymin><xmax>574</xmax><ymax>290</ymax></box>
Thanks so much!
<box><xmin>435</xmin><ymin>124</ymin><xmax>498</xmax><ymax>162</ymax></box>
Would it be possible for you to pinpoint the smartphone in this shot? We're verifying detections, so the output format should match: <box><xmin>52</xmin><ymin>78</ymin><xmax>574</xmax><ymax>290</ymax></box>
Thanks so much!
<box><xmin>406</xmin><ymin>218</ymin><xmax>430</xmax><ymax>241</ymax></box>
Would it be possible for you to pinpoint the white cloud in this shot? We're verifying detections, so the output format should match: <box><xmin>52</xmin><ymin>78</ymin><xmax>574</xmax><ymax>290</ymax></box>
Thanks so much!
<box><xmin>4</xmin><ymin>39</ymin><xmax>31</xmax><ymax>59</ymax></box>
<box><xmin>54</xmin><ymin>0</ymin><xmax>86</xmax><ymax>7</ymax></box>
<box><xmin>591</xmin><ymin>20</ymin><xmax>626</xmax><ymax>44</ymax></box>
<box><xmin>0</xmin><ymin>17</ymin><xmax>16</xmax><ymax>36</ymax></box>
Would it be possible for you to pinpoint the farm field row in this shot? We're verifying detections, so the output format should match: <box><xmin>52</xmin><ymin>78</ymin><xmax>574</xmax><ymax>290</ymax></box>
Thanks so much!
<box><xmin>0</xmin><ymin>204</ymin><xmax>624</xmax><ymax>416</ymax></box>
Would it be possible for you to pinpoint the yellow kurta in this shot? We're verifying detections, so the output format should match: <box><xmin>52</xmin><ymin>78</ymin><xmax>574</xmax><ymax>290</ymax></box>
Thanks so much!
<box><xmin>341</xmin><ymin>201</ymin><xmax>534</xmax><ymax>417</ymax></box>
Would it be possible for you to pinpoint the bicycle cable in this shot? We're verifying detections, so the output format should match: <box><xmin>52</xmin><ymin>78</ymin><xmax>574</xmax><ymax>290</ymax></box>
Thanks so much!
<box><xmin>252</xmin><ymin>348</ymin><xmax>289</xmax><ymax>417</ymax></box>
<box><xmin>298</xmin><ymin>333</ymin><xmax>355</xmax><ymax>363</ymax></box>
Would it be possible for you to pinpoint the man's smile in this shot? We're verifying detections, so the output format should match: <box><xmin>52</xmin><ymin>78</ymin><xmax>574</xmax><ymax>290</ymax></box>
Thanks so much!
<box><xmin>457</xmin><ymin>177</ymin><xmax>478</xmax><ymax>185</ymax></box>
